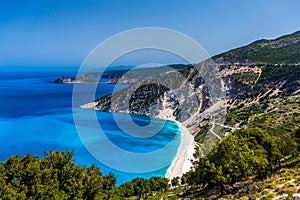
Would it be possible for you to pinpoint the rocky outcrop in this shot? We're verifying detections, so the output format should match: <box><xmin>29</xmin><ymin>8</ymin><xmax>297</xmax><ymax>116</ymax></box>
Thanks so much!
<box><xmin>52</xmin><ymin>75</ymin><xmax>98</xmax><ymax>84</ymax></box>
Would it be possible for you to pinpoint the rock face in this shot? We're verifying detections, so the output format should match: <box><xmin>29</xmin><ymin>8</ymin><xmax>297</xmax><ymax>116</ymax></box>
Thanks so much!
<box><xmin>80</xmin><ymin>63</ymin><xmax>225</xmax><ymax>135</ymax></box>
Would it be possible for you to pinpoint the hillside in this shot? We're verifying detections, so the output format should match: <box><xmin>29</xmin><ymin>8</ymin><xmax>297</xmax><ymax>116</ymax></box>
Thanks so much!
<box><xmin>166</xmin><ymin>157</ymin><xmax>300</xmax><ymax>200</ymax></box>
<box><xmin>81</xmin><ymin>31</ymin><xmax>300</xmax><ymax>138</ymax></box>
<box><xmin>213</xmin><ymin>30</ymin><xmax>300</xmax><ymax>64</ymax></box>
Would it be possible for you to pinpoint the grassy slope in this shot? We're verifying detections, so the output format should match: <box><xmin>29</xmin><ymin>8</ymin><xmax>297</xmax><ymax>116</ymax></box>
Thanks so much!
<box><xmin>193</xmin><ymin>158</ymin><xmax>300</xmax><ymax>200</ymax></box>
<box><xmin>225</xmin><ymin>96</ymin><xmax>300</xmax><ymax>135</ymax></box>
<box><xmin>213</xmin><ymin>30</ymin><xmax>300</xmax><ymax>64</ymax></box>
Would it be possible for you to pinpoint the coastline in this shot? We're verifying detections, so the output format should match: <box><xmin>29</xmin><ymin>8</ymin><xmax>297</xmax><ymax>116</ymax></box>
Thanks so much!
<box><xmin>165</xmin><ymin>121</ymin><xmax>195</xmax><ymax>180</ymax></box>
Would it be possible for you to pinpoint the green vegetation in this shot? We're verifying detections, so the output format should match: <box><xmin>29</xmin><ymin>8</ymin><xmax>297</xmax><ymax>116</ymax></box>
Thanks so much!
<box><xmin>0</xmin><ymin>151</ymin><xmax>171</xmax><ymax>200</ymax></box>
<box><xmin>188</xmin><ymin>128</ymin><xmax>284</xmax><ymax>194</ymax></box>
<box><xmin>257</xmin><ymin>64</ymin><xmax>300</xmax><ymax>84</ymax></box>
<box><xmin>118</xmin><ymin>177</ymin><xmax>169</xmax><ymax>199</ymax></box>
<box><xmin>179</xmin><ymin>127</ymin><xmax>300</xmax><ymax>199</ymax></box>
<box><xmin>226</xmin><ymin>96</ymin><xmax>300</xmax><ymax>136</ymax></box>
<box><xmin>214</xmin><ymin>30</ymin><xmax>300</xmax><ymax>63</ymax></box>
<box><xmin>129</xmin><ymin>83</ymin><xmax>169</xmax><ymax>114</ymax></box>
<box><xmin>209</xmin><ymin>159</ymin><xmax>300</xmax><ymax>200</ymax></box>
<box><xmin>230</xmin><ymin>71</ymin><xmax>259</xmax><ymax>85</ymax></box>
<box><xmin>194</xmin><ymin>124</ymin><xmax>211</xmax><ymax>143</ymax></box>
<box><xmin>0</xmin><ymin>151</ymin><xmax>117</xmax><ymax>199</ymax></box>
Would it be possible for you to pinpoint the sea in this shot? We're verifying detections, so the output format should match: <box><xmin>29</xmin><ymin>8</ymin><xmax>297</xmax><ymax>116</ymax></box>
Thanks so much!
<box><xmin>0</xmin><ymin>66</ymin><xmax>180</xmax><ymax>185</ymax></box>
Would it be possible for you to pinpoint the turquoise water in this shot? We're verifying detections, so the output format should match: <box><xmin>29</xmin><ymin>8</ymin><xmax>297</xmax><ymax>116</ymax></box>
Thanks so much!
<box><xmin>0</xmin><ymin>67</ymin><xmax>180</xmax><ymax>184</ymax></box>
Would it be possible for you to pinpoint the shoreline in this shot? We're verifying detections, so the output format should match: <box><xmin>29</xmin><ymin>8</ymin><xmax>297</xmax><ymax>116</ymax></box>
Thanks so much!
<box><xmin>165</xmin><ymin>121</ymin><xmax>195</xmax><ymax>180</ymax></box>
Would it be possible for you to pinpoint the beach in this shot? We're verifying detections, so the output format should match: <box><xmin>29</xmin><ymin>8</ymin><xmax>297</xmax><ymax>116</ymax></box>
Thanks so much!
<box><xmin>165</xmin><ymin>122</ymin><xmax>195</xmax><ymax>180</ymax></box>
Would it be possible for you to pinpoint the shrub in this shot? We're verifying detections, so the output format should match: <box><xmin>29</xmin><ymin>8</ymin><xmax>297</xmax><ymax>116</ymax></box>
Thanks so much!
<box><xmin>287</xmin><ymin>187</ymin><xmax>298</xmax><ymax>195</ymax></box>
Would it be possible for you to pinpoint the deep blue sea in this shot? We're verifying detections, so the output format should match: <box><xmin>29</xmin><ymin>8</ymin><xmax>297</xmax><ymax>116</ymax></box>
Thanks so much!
<box><xmin>0</xmin><ymin>67</ymin><xmax>180</xmax><ymax>185</ymax></box>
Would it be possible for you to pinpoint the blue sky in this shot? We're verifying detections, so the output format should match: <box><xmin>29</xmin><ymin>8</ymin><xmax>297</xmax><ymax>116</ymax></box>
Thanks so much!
<box><xmin>1</xmin><ymin>0</ymin><xmax>300</xmax><ymax>67</ymax></box>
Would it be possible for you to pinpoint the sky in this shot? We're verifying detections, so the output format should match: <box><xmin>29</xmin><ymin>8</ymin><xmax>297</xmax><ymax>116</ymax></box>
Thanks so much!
<box><xmin>1</xmin><ymin>0</ymin><xmax>300</xmax><ymax>68</ymax></box>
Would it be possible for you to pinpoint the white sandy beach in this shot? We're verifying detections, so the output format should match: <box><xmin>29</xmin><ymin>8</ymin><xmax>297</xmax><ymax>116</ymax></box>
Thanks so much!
<box><xmin>165</xmin><ymin>122</ymin><xmax>195</xmax><ymax>180</ymax></box>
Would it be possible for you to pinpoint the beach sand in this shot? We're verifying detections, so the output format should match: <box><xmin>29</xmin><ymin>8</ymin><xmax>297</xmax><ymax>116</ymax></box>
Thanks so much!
<box><xmin>165</xmin><ymin>122</ymin><xmax>195</xmax><ymax>180</ymax></box>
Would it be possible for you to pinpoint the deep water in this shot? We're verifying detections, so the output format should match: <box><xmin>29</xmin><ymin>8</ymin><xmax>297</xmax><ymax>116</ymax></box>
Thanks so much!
<box><xmin>0</xmin><ymin>67</ymin><xmax>180</xmax><ymax>184</ymax></box>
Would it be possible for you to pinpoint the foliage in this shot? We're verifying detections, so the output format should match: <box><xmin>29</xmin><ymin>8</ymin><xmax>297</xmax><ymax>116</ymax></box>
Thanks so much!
<box><xmin>171</xmin><ymin>177</ymin><xmax>179</xmax><ymax>188</ymax></box>
<box><xmin>118</xmin><ymin>176</ymin><xmax>169</xmax><ymax>199</ymax></box>
<box><xmin>213</xmin><ymin>30</ymin><xmax>300</xmax><ymax>63</ymax></box>
<box><xmin>292</xmin><ymin>126</ymin><xmax>300</xmax><ymax>150</ymax></box>
<box><xmin>0</xmin><ymin>151</ymin><xmax>117</xmax><ymax>200</ymax></box>
<box><xmin>201</xmin><ymin>159</ymin><xmax>300</xmax><ymax>199</ymax></box>
<box><xmin>194</xmin><ymin>124</ymin><xmax>211</xmax><ymax>143</ymax></box>
<box><xmin>190</xmin><ymin>128</ymin><xmax>285</xmax><ymax>194</ymax></box>
<box><xmin>230</xmin><ymin>71</ymin><xmax>259</xmax><ymax>85</ymax></box>
<box><xmin>257</xmin><ymin>64</ymin><xmax>300</xmax><ymax>85</ymax></box>
<box><xmin>0</xmin><ymin>151</ymin><xmax>172</xmax><ymax>200</ymax></box>
<box><xmin>226</xmin><ymin>96</ymin><xmax>300</xmax><ymax>136</ymax></box>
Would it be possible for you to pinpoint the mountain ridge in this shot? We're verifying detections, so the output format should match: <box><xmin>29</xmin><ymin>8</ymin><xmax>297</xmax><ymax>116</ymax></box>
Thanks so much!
<box><xmin>213</xmin><ymin>30</ymin><xmax>300</xmax><ymax>64</ymax></box>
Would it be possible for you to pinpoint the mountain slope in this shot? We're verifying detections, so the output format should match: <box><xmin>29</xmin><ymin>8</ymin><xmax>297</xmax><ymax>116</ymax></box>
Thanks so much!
<box><xmin>81</xmin><ymin>31</ymin><xmax>300</xmax><ymax>137</ymax></box>
<box><xmin>213</xmin><ymin>30</ymin><xmax>300</xmax><ymax>64</ymax></box>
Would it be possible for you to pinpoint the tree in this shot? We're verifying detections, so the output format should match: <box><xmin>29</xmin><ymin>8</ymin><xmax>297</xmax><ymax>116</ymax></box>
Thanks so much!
<box><xmin>149</xmin><ymin>176</ymin><xmax>168</xmax><ymax>193</ymax></box>
<box><xmin>234</xmin><ymin>128</ymin><xmax>282</xmax><ymax>174</ymax></box>
<box><xmin>192</xmin><ymin>128</ymin><xmax>281</xmax><ymax>195</ymax></box>
<box><xmin>125</xmin><ymin>178</ymin><xmax>151</xmax><ymax>200</ymax></box>
<box><xmin>275</xmin><ymin>133</ymin><xmax>298</xmax><ymax>159</ymax></box>
<box><xmin>118</xmin><ymin>182</ymin><xmax>134</xmax><ymax>197</ymax></box>
<box><xmin>181</xmin><ymin>175</ymin><xmax>187</xmax><ymax>189</ymax></box>
<box><xmin>171</xmin><ymin>177</ymin><xmax>179</xmax><ymax>188</ymax></box>
<box><xmin>0</xmin><ymin>151</ymin><xmax>117</xmax><ymax>200</ymax></box>
<box><xmin>292</xmin><ymin>126</ymin><xmax>300</xmax><ymax>151</ymax></box>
